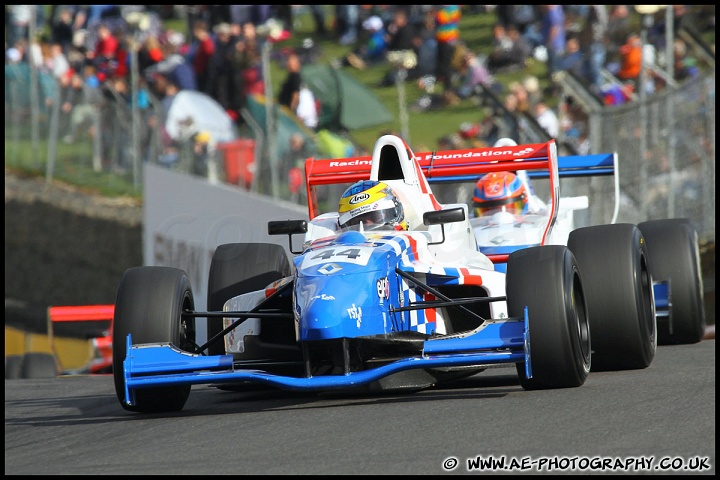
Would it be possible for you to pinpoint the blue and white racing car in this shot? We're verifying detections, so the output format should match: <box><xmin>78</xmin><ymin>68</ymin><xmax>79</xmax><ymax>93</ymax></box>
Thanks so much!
<box><xmin>112</xmin><ymin>135</ymin><xmax>696</xmax><ymax>414</ymax></box>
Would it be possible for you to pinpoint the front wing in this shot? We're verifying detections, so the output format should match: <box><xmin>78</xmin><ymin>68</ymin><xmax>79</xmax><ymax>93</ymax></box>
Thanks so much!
<box><xmin>119</xmin><ymin>308</ymin><xmax>531</xmax><ymax>407</ymax></box>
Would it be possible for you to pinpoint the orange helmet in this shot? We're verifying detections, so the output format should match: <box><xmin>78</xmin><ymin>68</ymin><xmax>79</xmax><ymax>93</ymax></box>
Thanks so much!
<box><xmin>472</xmin><ymin>171</ymin><xmax>528</xmax><ymax>217</ymax></box>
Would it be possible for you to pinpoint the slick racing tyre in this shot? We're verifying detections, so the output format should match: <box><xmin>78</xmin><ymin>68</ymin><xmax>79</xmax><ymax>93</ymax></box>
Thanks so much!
<box><xmin>507</xmin><ymin>245</ymin><xmax>591</xmax><ymax>390</ymax></box>
<box><xmin>206</xmin><ymin>243</ymin><xmax>292</xmax><ymax>357</ymax></box>
<box><xmin>568</xmin><ymin>224</ymin><xmax>656</xmax><ymax>371</ymax></box>
<box><xmin>638</xmin><ymin>219</ymin><xmax>706</xmax><ymax>344</ymax></box>
<box><xmin>5</xmin><ymin>354</ymin><xmax>25</xmax><ymax>379</ymax></box>
<box><xmin>21</xmin><ymin>352</ymin><xmax>59</xmax><ymax>378</ymax></box>
<box><xmin>113</xmin><ymin>266</ymin><xmax>196</xmax><ymax>413</ymax></box>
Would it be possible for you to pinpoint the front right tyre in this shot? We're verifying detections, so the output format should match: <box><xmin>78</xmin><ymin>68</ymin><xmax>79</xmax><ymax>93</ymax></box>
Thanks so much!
<box><xmin>112</xmin><ymin>266</ymin><xmax>196</xmax><ymax>413</ymax></box>
<box><xmin>507</xmin><ymin>245</ymin><xmax>591</xmax><ymax>390</ymax></box>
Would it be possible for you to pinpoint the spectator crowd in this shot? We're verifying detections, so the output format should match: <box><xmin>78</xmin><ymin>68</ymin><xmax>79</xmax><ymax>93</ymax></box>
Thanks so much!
<box><xmin>5</xmin><ymin>5</ymin><xmax>714</xmax><ymax>191</ymax></box>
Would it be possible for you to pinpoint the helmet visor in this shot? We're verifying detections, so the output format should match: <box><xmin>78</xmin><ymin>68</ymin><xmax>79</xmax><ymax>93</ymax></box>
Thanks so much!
<box><xmin>343</xmin><ymin>207</ymin><xmax>398</xmax><ymax>230</ymax></box>
<box><xmin>474</xmin><ymin>197</ymin><xmax>526</xmax><ymax>217</ymax></box>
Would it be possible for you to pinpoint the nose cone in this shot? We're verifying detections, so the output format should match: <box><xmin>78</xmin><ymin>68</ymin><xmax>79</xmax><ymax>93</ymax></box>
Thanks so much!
<box><xmin>295</xmin><ymin>272</ymin><xmax>394</xmax><ymax>341</ymax></box>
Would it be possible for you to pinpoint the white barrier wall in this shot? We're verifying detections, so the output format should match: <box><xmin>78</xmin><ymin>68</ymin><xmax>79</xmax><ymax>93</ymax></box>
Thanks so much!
<box><xmin>143</xmin><ymin>164</ymin><xmax>308</xmax><ymax>344</ymax></box>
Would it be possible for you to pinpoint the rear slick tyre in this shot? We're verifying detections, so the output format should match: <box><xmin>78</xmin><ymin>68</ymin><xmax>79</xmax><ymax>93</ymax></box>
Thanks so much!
<box><xmin>568</xmin><ymin>224</ymin><xmax>656</xmax><ymax>371</ymax></box>
<box><xmin>638</xmin><ymin>219</ymin><xmax>706</xmax><ymax>344</ymax></box>
<box><xmin>206</xmin><ymin>243</ymin><xmax>291</xmax><ymax>356</ymax></box>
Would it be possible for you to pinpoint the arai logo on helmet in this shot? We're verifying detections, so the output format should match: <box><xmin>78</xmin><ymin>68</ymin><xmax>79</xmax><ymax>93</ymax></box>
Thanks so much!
<box><xmin>350</xmin><ymin>193</ymin><xmax>370</xmax><ymax>204</ymax></box>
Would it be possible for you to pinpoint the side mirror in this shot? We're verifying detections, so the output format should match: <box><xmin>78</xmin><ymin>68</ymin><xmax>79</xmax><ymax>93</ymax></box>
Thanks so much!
<box><xmin>423</xmin><ymin>207</ymin><xmax>465</xmax><ymax>226</ymax></box>
<box><xmin>268</xmin><ymin>220</ymin><xmax>307</xmax><ymax>254</ymax></box>
<box><xmin>423</xmin><ymin>207</ymin><xmax>465</xmax><ymax>245</ymax></box>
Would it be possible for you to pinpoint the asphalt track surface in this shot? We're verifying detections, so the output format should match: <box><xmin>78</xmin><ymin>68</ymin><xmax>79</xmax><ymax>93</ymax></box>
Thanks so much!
<box><xmin>5</xmin><ymin>340</ymin><xmax>715</xmax><ymax>475</ymax></box>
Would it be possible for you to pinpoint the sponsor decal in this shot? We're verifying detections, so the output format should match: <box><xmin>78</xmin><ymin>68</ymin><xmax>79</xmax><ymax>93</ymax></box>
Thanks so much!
<box><xmin>486</xmin><ymin>181</ymin><xmax>502</xmax><ymax>195</ymax></box>
<box><xmin>328</xmin><ymin>159</ymin><xmax>372</xmax><ymax>167</ymax></box>
<box><xmin>347</xmin><ymin>303</ymin><xmax>363</xmax><ymax>328</ymax></box>
<box><xmin>490</xmin><ymin>236</ymin><xmax>509</xmax><ymax>245</ymax></box>
<box><xmin>377</xmin><ymin>277</ymin><xmax>390</xmax><ymax>301</ymax></box>
<box><xmin>318</xmin><ymin>263</ymin><xmax>343</xmax><ymax>275</ymax></box>
<box><xmin>311</xmin><ymin>293</ymin><xmax>336</xmax><ymax>301</ymax></box>
<box><xmin>350</xmin><ymin>193</ymin><xmax>370</xmax><ymax>204</ymax></box>
<box><xmin>417</xmin><ymin>146</ymin><xmax>536</xmax><ymax>162</ymax></box>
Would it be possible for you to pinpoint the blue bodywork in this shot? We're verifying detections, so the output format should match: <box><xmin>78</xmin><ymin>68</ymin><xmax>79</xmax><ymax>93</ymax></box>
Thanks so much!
<box><xmin>120</xmin><ymin>230</ymin><xmax>529</xmax><ymax>407</ymax></box>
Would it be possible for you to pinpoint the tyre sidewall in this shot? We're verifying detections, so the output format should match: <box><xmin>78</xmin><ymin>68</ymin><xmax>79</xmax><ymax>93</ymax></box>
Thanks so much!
<box><xmin>112</xmin><ymin>266</ymin><xmax>194</xmax><ymax>413</ymax></box>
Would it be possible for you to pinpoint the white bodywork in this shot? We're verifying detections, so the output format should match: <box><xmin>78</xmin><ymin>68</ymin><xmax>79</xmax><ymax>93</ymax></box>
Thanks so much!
<box><xmin>221</xmin><ymin>135</ymin><xmax>514</xmax><ymax>354</ymax></box>
<box><xmin>472</xmin><ymin>196</ymin><xmax>589</xmax><ymax>249</ymax></box>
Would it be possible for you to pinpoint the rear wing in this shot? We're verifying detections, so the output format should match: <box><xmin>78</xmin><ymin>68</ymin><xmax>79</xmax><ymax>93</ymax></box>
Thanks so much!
<box><xmin>305</xmin><ymin>140</ymin><xmax>562</xmax><ymax>245</ymax></box>
<box><xmin>304</xmin><ymin>142</ymin><xmax>619</xmax><ymax>225</ymax></box>
<box><xmin>538</xmin><ymin>152</ymin><xmax>620</xmax><ymax>224</ymax></box>
<box><xmin>48</xmin><ymin>304</ymin><xmax>114</xmax><ymax>340</ymax></box>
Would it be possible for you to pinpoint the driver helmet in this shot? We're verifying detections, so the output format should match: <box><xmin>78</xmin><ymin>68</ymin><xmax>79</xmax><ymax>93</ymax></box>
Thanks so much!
<box><xmin>338</xmin><ymin>180</ymin><xmax>407</xmax><ymax>231</ymax></box>
<box><xmin>472</xmin><ymin>171</ymin><xmax>528</xmax><ymax>217</ymax></box>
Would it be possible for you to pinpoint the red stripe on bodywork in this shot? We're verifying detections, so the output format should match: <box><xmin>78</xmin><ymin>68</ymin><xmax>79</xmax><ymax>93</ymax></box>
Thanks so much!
<box><xmin>459</xmin><ymin>268</ymin><xmax>484</xmax><ymax>285</ymax></box>
<box><xmin>423</xmin><ymin>292</ymin><xmax>437</xmax><ymax>323</ymax></box>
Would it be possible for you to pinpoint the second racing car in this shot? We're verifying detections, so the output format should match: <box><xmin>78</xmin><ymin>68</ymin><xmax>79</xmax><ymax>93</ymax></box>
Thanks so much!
<box><xmin>466</xmin><ymin>138</ymin><xmax>706</xmax><ymax>349</ymax></box>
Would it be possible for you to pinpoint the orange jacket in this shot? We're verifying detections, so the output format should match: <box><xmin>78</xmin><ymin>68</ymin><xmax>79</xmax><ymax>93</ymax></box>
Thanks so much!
<box><xmin>618</xmin><ymin>40</ymin><xmax>641</xmax><ymax>80</ymax></box>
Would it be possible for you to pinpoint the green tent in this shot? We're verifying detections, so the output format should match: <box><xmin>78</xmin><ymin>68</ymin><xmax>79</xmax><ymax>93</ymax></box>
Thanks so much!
<box><xmin>301</xmin><ymin>64</ymin><xmax>393</xmax><ymax>132</ymax></box>
<box><xmin>244</xmin><ymin>93</ymin><xmax>316</xmax><ymax>159</ymax></box>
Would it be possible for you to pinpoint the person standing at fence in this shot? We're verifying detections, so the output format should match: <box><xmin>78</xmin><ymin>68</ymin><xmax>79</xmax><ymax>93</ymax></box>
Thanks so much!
<box><xmin>46</xmin><ymin>42</ymin><xmax>71</xmax><ymax>81</ymax></box>
<box><xmin>433</xmin><ymin>5</ymin><xmax>462</xmax><ymax>106</ymax></box>
<box><xmin>7</xmin><ymin>6</ymin><xmax>34</xmax><ymax>49</ymax></box>
<box><xmin>49</xmin><ymin>7</ymin><xmax>76</xmax><ymax>55</ymax></box>
<box><xmin>233</xmin><ymin>21</ymin><xmax>265</xmax><ymax>117</ymax></box>
<box><xmin>106</xmin><ymin>75</ymin><xmax>135</xmax><ymax>172</ymax></box>
<box><xmin>296</xmin><ymin>84</ymin><xmax>319</xmax><ymax>131</ymax></box>
<box><xmin>557</xmin><ymin>34</ymin><xmax>584</xmax><ymax>80</ymax></box>
<box><xmin>189</xmin><ymin>19</ymin><xmax>215</xmax><ymax>95</ymax></box>
<box><xmin>156</xmin><ymin>31</ymin><xmax>197</xmax><ymax>91</ymax></box>
<box><xmin>533</xmin><ymin>100</ymin><xmax>560</xmax><ymax>139</ymax></box>
<box><xmin>283</xmin><ymin>133</ymin><xmax>313</xmax><ymax>204</ymax></box>
<box><xmin>538</xmin><ymin>5</ymin><xmax>565</xmax><ymax>81</ymax></box>
<box><xmin>579</xmin><ymin>5</ymin><xmax>608</xmax><ymax>95</ymax></box>
<box><xmin>137</xmin><ymin>33</ymin><xmax>164</xmax><ymax>74</ymax></box>
<box><xmin>278</xmin><ymin>52</ymin><xmax>302</xmax><ymax>113</ymax></box>
<box><xmin>191</xmin><ymin>130</ymin><xmax>215</xmax><ymax>178</ymax></box>
<box><xmin>205</xmin><ymin>22</ymin><xmax>241</xmax><ymax>117</ymax></box>
<box><xmin>487</xmin><ymin>23</ymin><xmax>531</xmax><ymax>73</ymax></box>
<box><xmin>62</xmin><ymin>70</ymin><xmax>102</xmax><ymax>144</ymax></box>
<box><xmin>605</xmin><ymin>5</ymin><xmax>633</xmax><ymax>75</ymax></box>
<box><xmin>455</xmin><ymin>50</ymin><xmax>495</xmax><ymax>101</ymax></box>
<box><xmin>615</xmin><ymin>33</ymin><xmax>642</xmax><ymax>91</ymax></box>
<box><xmin>88</xmin><ymin>23</ymin><xmax>119</xmax><ymax>81</ymax></box>
<box><xmin>375</xmin><ymin>8</ymin><xmax>415</xmax><ymax>86</ymax></box>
